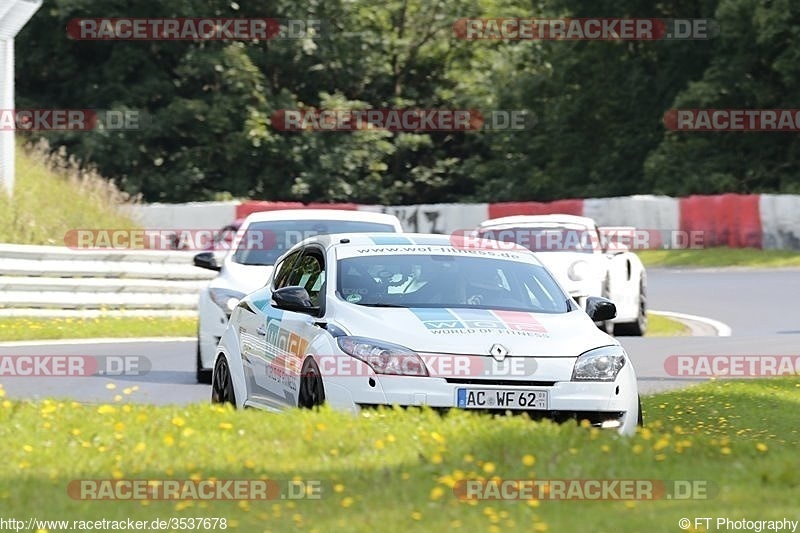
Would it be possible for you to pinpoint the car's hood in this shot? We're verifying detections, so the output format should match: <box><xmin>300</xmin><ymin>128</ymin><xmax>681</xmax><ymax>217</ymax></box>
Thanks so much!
<box><xmin>332</xmin><ymin>304</ymin><xmax>614</xmax><ymax>357</ymax></box>
<box><xmin>209</xmin><ymin>261</ymin><xmax>275</xmax><ymax>295</ymax></box>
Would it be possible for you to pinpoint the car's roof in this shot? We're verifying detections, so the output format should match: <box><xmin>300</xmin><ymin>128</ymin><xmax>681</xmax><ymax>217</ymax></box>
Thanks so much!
<box><xmin>312</xmin><ymin>233</ymin><xmax>452</xmax><ymax>248</ymax></box>
<box><xmin>299</xmin><ymin>232</ymin><xmax>534</xmax><ymax>255</ymax></box>
<box><xmin>479</xmin><ymin>214</ymin><xmax>596</xmax><ymax>228</ymax></box>
<box><xmin>240</xmin><ymin>209</ymin><xmax>402</xmax><ymax>227</ymax></box>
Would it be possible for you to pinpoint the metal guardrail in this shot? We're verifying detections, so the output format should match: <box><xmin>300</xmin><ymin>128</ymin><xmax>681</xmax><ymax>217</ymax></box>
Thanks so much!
<box><xmin>0</xmin><ymin>244</ymin><xmax>215</xmax><ymax>316</ymax></box>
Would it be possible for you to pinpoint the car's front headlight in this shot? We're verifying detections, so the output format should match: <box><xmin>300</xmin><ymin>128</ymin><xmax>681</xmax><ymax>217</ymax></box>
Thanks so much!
<box><xmin>209</xmin><ymin>288</ymin><xmax>245</xmax><ymax>317</ymax></box>
<box><xmin>572</xmin><ymin>345</ymin><xmax>626</xmax><ymax>381</ymax></box>
<box><xmin>337</xmin><ymin>336</ymin><xmax>429</xmax><ymax>377</ymax></box>
<box><xmin>568</xmin><ymin>260</ymin><xmax>590</xmax><ymax>281</ymax></box>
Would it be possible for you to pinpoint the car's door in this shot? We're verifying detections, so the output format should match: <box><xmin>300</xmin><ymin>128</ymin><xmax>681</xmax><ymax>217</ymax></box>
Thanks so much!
<box><xmin>239</xmin><ymin>248</ymin><xmax>302</xmax><ymax>409</ymax></box>
<box><xmin>269</xmin><ymin>246</ymin><xmax>328</xmax><ymax>406</ymax></box>
<box><xmin>248</xmin><ymin>246</ymin><xmax>327</xmax><ymax>407</ymax></box>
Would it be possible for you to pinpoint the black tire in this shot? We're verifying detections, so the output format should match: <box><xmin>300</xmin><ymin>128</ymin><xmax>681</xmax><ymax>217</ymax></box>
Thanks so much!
<box><xmin>298</xmin><ymin>358</ymin><xmax>325</xmax><ymax>409</ymax></box>
<box><xmin>637</xmin><ymin>397</ymin><xmax>644</xmax><ymax>427</ymax></box>
<box><xmin>196</xmin><ymin>342</ymin><xmax>212</xmax><ymax>384</ymax></box>
<box><xmin>614</xmin><ymin>280</ymin><xmax>647</xmax><ymax>336</ymax></box>
<box><xmin>211</xmin><ymin>356</ymin><xmax>236</xmax><ymax>406</ymax></box>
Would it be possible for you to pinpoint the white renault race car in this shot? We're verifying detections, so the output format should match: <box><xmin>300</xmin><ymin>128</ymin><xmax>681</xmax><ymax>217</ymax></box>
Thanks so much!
<box><xmin>477</xmin><ymin>215</ymin><xmax>647</xmax><ymax>336</ymax></box>
<box><xmin>212</xmin><ymin>233</ymin><xmax>641</xmax><ymax>435</ymax></box>
<box><xmin>192</xmin><ymin>210</ymin><xmax>403</xmax><ymax>383</ymax></box>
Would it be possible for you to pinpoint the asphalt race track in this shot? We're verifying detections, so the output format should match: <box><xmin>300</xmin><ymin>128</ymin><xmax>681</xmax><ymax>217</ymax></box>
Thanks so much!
<box><xmin>1</xmin><ymin>267</ymin><xmax>798</xmax><ymax>403</ymax></box>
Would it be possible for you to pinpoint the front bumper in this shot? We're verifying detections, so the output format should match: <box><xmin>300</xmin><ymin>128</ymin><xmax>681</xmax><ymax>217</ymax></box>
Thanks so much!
<box><xmin>321</xmin><ymin>355</ymin><xmax>639</xmax><ymax>435</ymax></box>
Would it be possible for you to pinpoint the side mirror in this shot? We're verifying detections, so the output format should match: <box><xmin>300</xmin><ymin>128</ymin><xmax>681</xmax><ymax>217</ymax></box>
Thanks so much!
<box><xmin>586</xmin><ymin>296</ymin><xmax>616</xmax><ymax>322</ymax></box>
<box><xmin>193</xmin><ymin>252</ymin><xmax>221</xmax><ymax>272</ymax></box>
<box><xmin>272</xmin><ymin>286</ymin><xmax>319</xmax><ymax>314</ymax></box>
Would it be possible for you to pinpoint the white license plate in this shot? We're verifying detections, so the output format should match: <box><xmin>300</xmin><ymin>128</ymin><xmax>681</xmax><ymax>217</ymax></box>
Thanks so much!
<box><xmin>456</xmin><ymin>388</ymin><xmax>548</xmax><ymax>410</ymax></box>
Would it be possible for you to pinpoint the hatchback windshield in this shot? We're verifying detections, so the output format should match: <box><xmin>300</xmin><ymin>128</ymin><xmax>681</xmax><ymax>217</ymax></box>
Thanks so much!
<box><xmin>337</xmin><ymin>254</ymin><xmax>570</xmax><ymax>313</ymax></box>
<box><xmin>478</xmin><ymin>224</ymin><xmax>597</xmax><ymax>253</ymax></box>
<box><xmin>233</xmin><ymin>220</ymin><xmax>395</xmax><ymax>266</ymax></box>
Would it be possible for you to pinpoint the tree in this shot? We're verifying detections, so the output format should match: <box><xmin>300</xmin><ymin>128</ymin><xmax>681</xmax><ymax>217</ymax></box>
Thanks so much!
<box><xmin>645</xmin><ymin>0</ymin><xmax>800</xmax><ymax>195</ymax></box>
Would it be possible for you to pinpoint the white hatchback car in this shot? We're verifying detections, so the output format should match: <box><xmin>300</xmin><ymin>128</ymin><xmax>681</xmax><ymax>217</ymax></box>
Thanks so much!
<box><xmin>192</xmin><ymin>210</ymin><xmax>403</xmax><ymax>383</ymax></box>
<box><xmin>212</xmin><ymin>233</ymin><xmax>642</xmax><ymax>435</ymax></box>
<box><xmin>477</xmin><ymin>215</ymin><xmax>648</xmax><ymax>336</ymax></box>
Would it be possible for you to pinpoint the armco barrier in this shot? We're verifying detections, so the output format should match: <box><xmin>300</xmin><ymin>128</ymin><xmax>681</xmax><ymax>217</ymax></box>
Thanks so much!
<box><xmin>121</xmin><ymin>194</ymin><xmax>800</xmax><ymax>250</ymax></box>
<box><xmin>7</xmin><ymin>193</ymin><xmax>795</xmax><ymax>317</ymax></box>
<box><xmin>360</xmin><ymin>203</ymin><xmax>491</xmax><ymax>234</ymax></box>
<box><xmin>583</xmin><ymin>195</ymin><xmax>679</xmax><ymax>232</ymax></box>
<box><xmin>759</xmin><ymin>194</ymin><xmax>800</xmax><ymax>250</ymax></box>
<box><xmin>122</xmin><ymin>200</ymin><xmax>239</xmax><ymax>231</ymax></box>
<box><xmin>236</xmin><ymin>201</ymin><xmax>359</xmax><ymax>219</ymax></box>
<box><xmin>488</xmin><ymin>199</ymin><xmax>584</xmax><ymax>219</ymax></box>
<box><xmin>679</xmin><ymin>194</ymin><xmax>762</xmax><ymax>248</ymax></box>
<box><xmin>0</xmin><ymin>244</ymin><xmax>215</xmax><ymax>317</ymax></box>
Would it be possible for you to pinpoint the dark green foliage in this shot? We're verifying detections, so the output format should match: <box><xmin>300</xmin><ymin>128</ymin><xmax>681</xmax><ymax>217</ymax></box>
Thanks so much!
<box><xmin>16</xmin><ymin>0</ymin><xmax>795</xmax><ymax>203</ymax></box>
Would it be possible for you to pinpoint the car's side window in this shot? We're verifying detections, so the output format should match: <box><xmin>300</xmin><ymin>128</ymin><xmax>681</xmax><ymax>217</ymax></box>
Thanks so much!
<box><xmin>273</xmin><ymin>250</ymin><xmax>303</xmax><ymax>290</ymax></box>
<box><xmin>287</xmin><ymin>251</ymin><xmax>326</xmax><ymax>307</ymax></box>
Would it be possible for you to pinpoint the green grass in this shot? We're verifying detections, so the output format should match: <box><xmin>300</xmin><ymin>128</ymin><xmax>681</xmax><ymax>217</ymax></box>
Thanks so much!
<box><xmin>0</xmin><ymin>316</ymin><xmax>196</xmax><ymax>341</ymax></box>
<box><xmin>645</xmin><ymin>314</ymin><xmax>691</xmax><ymax>337</ymax></box>
<box><xmin>0</xmin><ymin>378</ymin><xmax>797</xmax><ymax>532</ymax></box>
<box><xmin>638</xmin><ymin>248</ymin><xmax>800</xmax><ymax>268</ymax></box>
<box><xmin>0</xmin><ymin>140</ymin><xmax>137</xmax><ymax>245</ymax></box>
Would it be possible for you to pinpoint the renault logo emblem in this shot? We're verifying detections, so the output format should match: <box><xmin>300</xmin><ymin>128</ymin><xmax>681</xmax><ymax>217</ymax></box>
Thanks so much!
<box><xmin>489</xmin><ymin>344</ymin><xmax>509</xmax><ymax>362</ymax></box>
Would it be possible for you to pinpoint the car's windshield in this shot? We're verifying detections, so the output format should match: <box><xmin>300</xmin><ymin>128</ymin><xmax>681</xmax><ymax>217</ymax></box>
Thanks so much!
<box><xmin>478</xmin><ymin>224</ymin><xmax>597</xmax><ymax>253</ymax></box>
<box><xmin>233</xmin><ymin>220</ymin><xmax>395</xmax><ymax>266</ymax></box>
<box><xmin>337</xmin><ymin>254</ymin><xmax>570</xmax><ymax>313</ymax></box>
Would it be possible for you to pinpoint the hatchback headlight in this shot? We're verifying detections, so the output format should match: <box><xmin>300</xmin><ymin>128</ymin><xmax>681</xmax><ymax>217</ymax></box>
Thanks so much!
<box><xmin>572</xmin><ymin>345</ymin><xmax>626</xmax><ymax>381</ymax></box>
<box><xmin>337</xmin><ymin>336</ymin><xmax>428</xmax><ymax>377</ymax></box>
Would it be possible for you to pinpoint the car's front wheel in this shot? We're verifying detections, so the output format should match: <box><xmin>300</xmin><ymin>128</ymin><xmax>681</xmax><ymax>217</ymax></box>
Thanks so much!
<box><xmin>211</xmin><ymin>355</ymin><xmax>236</xmax><ymax>406</ymax></box>
<box><xmin>298</xmin><ymin>358</ymin><xmax>325</xmax><ymax>408</ymax></box>
<box><xmin>637</xmin><ymin>397</ymin><xmax>644</xmax><ymax>427</ymax></box>
<box><xmin>196</xmin><ymin>341</ymin><xmax>212</xmax><ymax>384</ymax></box>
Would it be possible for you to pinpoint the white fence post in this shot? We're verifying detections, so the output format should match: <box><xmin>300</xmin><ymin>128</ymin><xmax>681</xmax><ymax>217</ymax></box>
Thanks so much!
<box><xmin>0</xmin><ymin>0</ymin><xmax>43</xmax><ymax>196</ymax></box>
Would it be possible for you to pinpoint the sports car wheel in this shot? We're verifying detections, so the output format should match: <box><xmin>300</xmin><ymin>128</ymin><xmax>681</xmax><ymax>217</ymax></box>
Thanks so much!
<box><xmin>614</xmin><ymin>280</ymin><xmax>647</xmax><ymax>336</ymax></box>
<box><xmin>298</xmin><ymin>358</ymin><xmax>325</xmax><ymax>408</ymax></box>
<box><xmin>211</xmin><ymin>356</ymin><xmax>236</xmax><ymax>406</ymax></box>
<box><xmin>196</xmin><ymin>341</ymin><xmax>212</xmax><ymax>384</ymax></box>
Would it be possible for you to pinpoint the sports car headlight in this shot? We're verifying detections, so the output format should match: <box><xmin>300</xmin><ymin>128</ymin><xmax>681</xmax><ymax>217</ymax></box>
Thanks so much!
<box><xmin>572</xmin><ymin>345</ymin><xmax>626</xmax><ymax>381</ymax></box>
<box><xmin>568</xmin><ymin>260</ymin><xmax>590</xmax><ymax>281</ymax></box>
<box><xmin>336</xmin><ymin>336</ymin><xmax>429</xmax><ymax>377</ymax></box>
<box><xmin>209</xmin><ymin>288</ymin><xmax>245</xmax><ymax>317</ymax></box>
